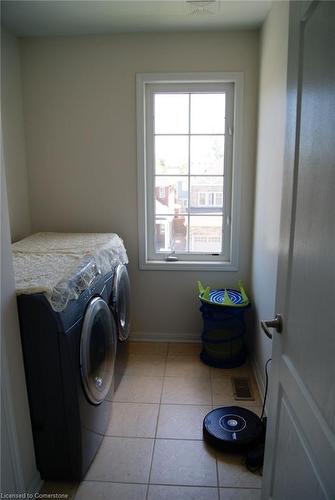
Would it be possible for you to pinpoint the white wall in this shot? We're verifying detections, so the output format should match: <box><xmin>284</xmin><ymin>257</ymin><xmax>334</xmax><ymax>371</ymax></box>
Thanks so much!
<box><xmin>1</xmin><ymin>29</ymin><xmax>31</xmax><ymax>242</ymax></box>
<box><xmin>0</xmin><ymin>28</ymin><xmax>38</xmax><ymax>494</ymax></box>
<box><xmin>20</xmin><ymin>31</ymin><xmax>259</xmax><ymax>339</ymax></box>
<box><xmin>0</xmin><ymin>158</ymin><xmax>39</xmax><ymax>493</ymax></box>
<box><xmin>251</xmin><ymin>3</ymin><xmax>289</xmax><ymax>386</ymax></box>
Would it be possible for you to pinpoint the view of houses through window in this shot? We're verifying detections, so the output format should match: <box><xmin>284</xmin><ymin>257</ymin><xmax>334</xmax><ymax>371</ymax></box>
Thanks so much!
<box><xmin>154</xmin><ymin>92</ymin><xmax>226</xmax><ymax>254</ymax></box>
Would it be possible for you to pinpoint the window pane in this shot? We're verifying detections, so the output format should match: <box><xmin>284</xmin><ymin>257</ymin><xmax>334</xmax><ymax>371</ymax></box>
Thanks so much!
<box><xmin>155</xmin><ymin>176</ymin><xmax>188</xmax><ymax>214</ymax></box>
<box><xmin>190</xmin><ymin>176</ymin><xmax>224</xmax><ymax>213</ymax></box>
<box><xmin>155</xmin><ymin>215</ymin><xmax>188</xmax><ymax>252</ymax></box>
<box><xmin>189</xmin><ymin>216</ymin><xmax>222</xmax><ymax>253</ymax></box>
<box><xmin>155</xmin><ymin>94</ymin><xmax>189</xmax><ymax>134</ymax></box>
<box><xmin>155</xmin><ymin>136</ymin><xmax>188</xmax><ymax>175</ymax></box>
<box><xmin>190</xmin><ymin>135</ymin><xmax>224</xmax><ymax>175</ymax></box>
<box><xmin>191</xmin><ymin>93</ymin><xmax>225</xmax><ymax>134</ymax></box>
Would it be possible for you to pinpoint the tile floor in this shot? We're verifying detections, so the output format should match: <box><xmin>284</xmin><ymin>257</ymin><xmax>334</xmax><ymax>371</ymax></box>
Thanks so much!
<box><xmin>41</xmin><ymin>342</ymin><xmax>263</xmax><ymax>500</ymax></box>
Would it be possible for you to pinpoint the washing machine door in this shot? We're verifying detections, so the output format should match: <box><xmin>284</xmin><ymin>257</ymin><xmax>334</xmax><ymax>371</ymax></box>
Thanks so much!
<box><xmin>80</xmin><ymin>297</ymin><xmax>117</xmax><ymax>405</ymax></box>
<box><xmin>112</xmin><ymin>264</ymin><xmax>130</xmax><ymax>341</ymax></box>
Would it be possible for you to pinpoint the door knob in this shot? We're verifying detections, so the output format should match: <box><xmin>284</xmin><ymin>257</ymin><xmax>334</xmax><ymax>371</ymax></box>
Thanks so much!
<box><xmin>261</xmin><ymin>314</ymin><xmax>283</xmax><ymax>339</ymax></box>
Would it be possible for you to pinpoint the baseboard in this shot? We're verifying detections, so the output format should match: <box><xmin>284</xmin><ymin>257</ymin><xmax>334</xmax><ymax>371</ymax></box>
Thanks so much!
<box><xmin>130</xmin><ymin>331</ymin><xmax>201</xmax><ymax>343</ymax></box>
<box><xmin>27</xmin><ymin>471</ymin><xmax>42</xmax><ymax>495</ymax></box>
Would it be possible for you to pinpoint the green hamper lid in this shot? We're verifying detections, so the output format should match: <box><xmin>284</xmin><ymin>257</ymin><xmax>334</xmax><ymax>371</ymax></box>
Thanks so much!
<box><xmin>197</xmin><ymin>280</ymin><xmax>249</xmax><ymax>307</ymax></box>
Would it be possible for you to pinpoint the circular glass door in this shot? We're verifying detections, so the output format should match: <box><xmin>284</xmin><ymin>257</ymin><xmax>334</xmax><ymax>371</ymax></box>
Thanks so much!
<box><xmin>112</xmin><ymin>265</ymin><xmax>130</xmax><ymax>341</ymax></box>
<box><xmin>80</xmin><ymin>297</ymin><xmax>117</xmax><ymax>404</ymax></box>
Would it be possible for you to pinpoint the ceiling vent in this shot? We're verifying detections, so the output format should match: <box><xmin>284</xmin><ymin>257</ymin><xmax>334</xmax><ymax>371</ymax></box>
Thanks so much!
<box><xmin>186</xmin><ymin>0</ymin><xmax>219</xmax><ymax>16</ymax></box>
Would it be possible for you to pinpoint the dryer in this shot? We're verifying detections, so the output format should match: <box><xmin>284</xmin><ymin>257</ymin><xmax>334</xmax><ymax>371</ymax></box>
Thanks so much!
<box><xmin>17</xmin><ymin>272</ymin><xmax>117</xmax><ymax>480</ymax></box>
<box><xmin>104</xmin><ymin>263</ymin><xmax>131</xmax><ymax>390</ymax></box>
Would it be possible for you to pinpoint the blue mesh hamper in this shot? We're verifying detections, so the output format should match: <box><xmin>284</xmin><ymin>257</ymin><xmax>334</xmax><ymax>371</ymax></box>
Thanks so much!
<box><xmin>198</xmin><ymin>281</ymin><xmax>251</xmax><ymax>368</ymax></box>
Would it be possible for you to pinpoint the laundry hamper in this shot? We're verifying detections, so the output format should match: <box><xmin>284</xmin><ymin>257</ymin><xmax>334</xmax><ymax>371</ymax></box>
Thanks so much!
<box><xmin>198</xmin><ymin>281</ymin><xmax>250</xmax><ymax>368</ymax></box>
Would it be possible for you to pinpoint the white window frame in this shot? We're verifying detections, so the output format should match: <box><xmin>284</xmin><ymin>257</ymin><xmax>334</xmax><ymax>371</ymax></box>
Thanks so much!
<box><xmin>136</xmin><ymin>72</ymin><xmax>244</xmax><ymax>271</ymax></box>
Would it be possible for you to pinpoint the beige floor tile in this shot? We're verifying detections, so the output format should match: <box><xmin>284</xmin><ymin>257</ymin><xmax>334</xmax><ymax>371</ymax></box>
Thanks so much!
<box><xmin>75</xmin><ymin>481</ymin><xmax>147</xmax><ymax>500</ymax></box>
<box><xmin>168</xmin><ymin>342</ymin><xmax>202</xmax><ymax>356</ymax></box>
<box><xmin>166</xmin><ymin>355</ymin><xmax>210</xmax><ymax>378</ymax></box>
<box><xmin>107</xmin><ymin>402</ymin><xmax>159</xmax><ymax>437</ymax></box>
<box><xmin>219</xmin><ymin>488</ymin><xmax>261</xmax><ymax>500</ymax></box>
<box><xmin>124</xmin><ymin>354</ymin><xmax>166</xmax><ymax>377</ymax></box>
<box><xmin>85</xmin><ymin>436</ymin><xmax>154</xmax><ymax>483</ymax></box>
<box><xmin>157</xmin><ymin>404</ymin><xmax>211</xmax><ymax>440</ymax></box>
<box><xmin>217</xmin><ymin>452</ymin><xmax>262</xmax><ymax>488</ymax></box>
<box><xmin>237</xmin><ymin>405</ymin><xmax>263</xmax><ymax>417</ymax></box>
<box><xmin>162</xmin><ymin>377</ymin><xmax>212</xmax><ymax>405</ymax></box>
<box><xmin>40</xmin><ymin>481</ymin><xmax>78</xmax><ymax>499</ymax></box>
<box><xmin>113</xmin><ymin>376</ymin><xmax>163</xmax><ymax>403</ymax></box>
<box><xmin>150</xmin><ymin>439</ymin><xmax>217</xmax><ymax>487</ymax></box>
<box><xmin>212</xmin><ymin>378</ymin><xmax>261</xmax><ymax>407</ymax></box>
<box><xmin>210</xmin><ymin>361</ymin><xmax>253</xmax><ymax>379</ymax></box>
<box><xmin>148</xmin><ymin>484</ymin><xmax>219</xmax><ymax>500</ymax></box>
<box><xmin>212</xmin><ymin>377</ymin><xmax>235</xmax><ymax>405</ymax></box>
<box><xmin>129</xmin><ymin>341</ymin><xmax>168</xmax><ymax>356</ymax></box>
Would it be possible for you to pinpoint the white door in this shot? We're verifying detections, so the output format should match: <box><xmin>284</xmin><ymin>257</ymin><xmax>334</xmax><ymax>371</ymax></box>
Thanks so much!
<box><xmin>262</xmin><ymin>2</ymin><xmax>335</xmax><ymax>499</ymax></box>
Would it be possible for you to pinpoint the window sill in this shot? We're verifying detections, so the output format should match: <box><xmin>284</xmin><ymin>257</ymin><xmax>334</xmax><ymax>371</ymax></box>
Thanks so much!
<box><xmin>139</xmin><ymin>259</ymin><xmax>238</xmax><ymax>271</ymax></box>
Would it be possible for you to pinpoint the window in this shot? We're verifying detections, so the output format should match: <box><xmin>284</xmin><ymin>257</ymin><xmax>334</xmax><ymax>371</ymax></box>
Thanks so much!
<box><xmin>137</xmin><ymin>73</ymin><xmax>243</xmax><ymax>270</ymax></box>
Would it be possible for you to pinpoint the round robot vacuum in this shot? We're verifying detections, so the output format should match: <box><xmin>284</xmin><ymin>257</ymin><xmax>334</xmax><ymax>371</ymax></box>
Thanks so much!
<box><xmin>203</xmin><ymin>406</ymin><xmax>264</xmax><ymax>452</ymax></box>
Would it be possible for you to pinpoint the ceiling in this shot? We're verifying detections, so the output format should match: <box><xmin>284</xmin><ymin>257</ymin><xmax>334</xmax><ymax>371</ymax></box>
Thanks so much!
<box><xmin>2</xmin><ymin>0</ymin><xmax>272</xmax><ymax>37</ymax></box>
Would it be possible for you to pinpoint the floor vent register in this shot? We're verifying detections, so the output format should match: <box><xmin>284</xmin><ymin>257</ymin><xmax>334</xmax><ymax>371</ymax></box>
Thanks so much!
<box><xmin>231</xmin><ymin>377</ymin><xmax>255</xmax><ymax>401</ymax></box>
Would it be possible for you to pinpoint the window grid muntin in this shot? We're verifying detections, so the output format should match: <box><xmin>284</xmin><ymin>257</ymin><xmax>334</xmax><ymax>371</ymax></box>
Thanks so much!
<box><xmin>187</xmin><ymin>93</ymin><xmax>191</xmax><ymax>252</ymax></box>
<box><xmin>153</xmin><ymin>91</ymin><xmax>225</xmax><ymax>256</ymax></box>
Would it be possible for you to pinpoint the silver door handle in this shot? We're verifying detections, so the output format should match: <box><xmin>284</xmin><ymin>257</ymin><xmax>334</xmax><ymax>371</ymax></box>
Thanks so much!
<box><xmin>261</xmin><ymin>313</ymin><xmax>283</xmax><ymax>339</ymax></box>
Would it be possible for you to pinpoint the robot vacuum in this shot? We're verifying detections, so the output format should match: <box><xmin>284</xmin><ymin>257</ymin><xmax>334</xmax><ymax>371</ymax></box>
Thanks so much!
<box><xmin>203</xmin><ymin>406</ymin><xmax>264</xmax><ymax>452</ymax></box>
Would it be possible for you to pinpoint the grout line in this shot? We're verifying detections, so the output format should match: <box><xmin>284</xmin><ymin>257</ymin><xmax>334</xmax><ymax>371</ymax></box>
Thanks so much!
<box><xmin>159</xmin><ymin>402</ymin><xmax>212</xmax><ymax>407</ymax></box>
<box><xmin>112</xmin><ymin>399</ymin><xmax>241</xmax><ymax>406</ymax></box>
<box><xmin>145</xmin><ymin>343</ymin><xmax>169</xmax><ymax>500</ymax></box>
<box><xmin>202</xmin><ymin>355</ymin><xmax>220</xmax><ymax>499</ymax></box>
<box><xmin>114</xmin><ymin>375</ymin><xmax>165</xmax><ymax>379</ymax></box>
<box><xmin>112</xmin><ymin>400</ymin><xmax>162</xmax><ymax>404</ymax></box>
<box><xmin>209</xmin><ymin>361</ymin><xmax>221</xmax><ymax>500</ymax></box>
<box><xmin>105</xmin><ymin>435</ymin><xmax>211</xmax><ymax>441</ymax></box>
<box><xmin>114</xmin><ymin>374</ymin><xmax>227</xmax><ymax>380</ymax></box>
<box><xmin>163</xmin><ymin>344</ymin><xmax>169</xmax><ymax>378</ymax></box>
<box><xmin>161</xmin><ymin>375</ymin><xmax>212</xmax><ymax>379</ymax></box>
<box><xmin>103</xmin><ymin>435</ymin><xmax>155</xmax><ymax>441</ymax></box>
<box><xmin>110</xmin><ymin>401</ymin><xmax>213</xmax><ymax>408</ymax></box>
<box><xmin>117</xmin><ymin>375</ymin><xmax>210</xmax><ymax>380</ymax></box>
<box><xmin>223</xmin><ymin>488</ymin><xmax>266</xmax><ymax>493</ymax></box>
<box><xmin>79</xmin><ymin>479</ymin><xmax>261</xmax><ymax>489</ymax></box>
<box><xmin>109</xmin><ymin>401</ymin><xmax>160</xmax><ymax>406</ymax></box>
<box><xmin>112</xmin><ymin>399</ymin><xmax>260</xmax><ymax>407</ymax></box>
<box><xmin>145</xmin><ymin>483</ymin><xmax>150</xmax><ymax>499</ymax></box>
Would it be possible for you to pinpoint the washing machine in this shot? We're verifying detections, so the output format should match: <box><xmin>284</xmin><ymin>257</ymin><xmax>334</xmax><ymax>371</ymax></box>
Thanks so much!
<box><xmin>17</xmin><ymin>271</ymin><xmax>117</xmax><ymax>480</ymax></box>
<box><xmin>104</xmin><ymin>263</ymin><xmax>131</xmax><ymax>390</ymax></box>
